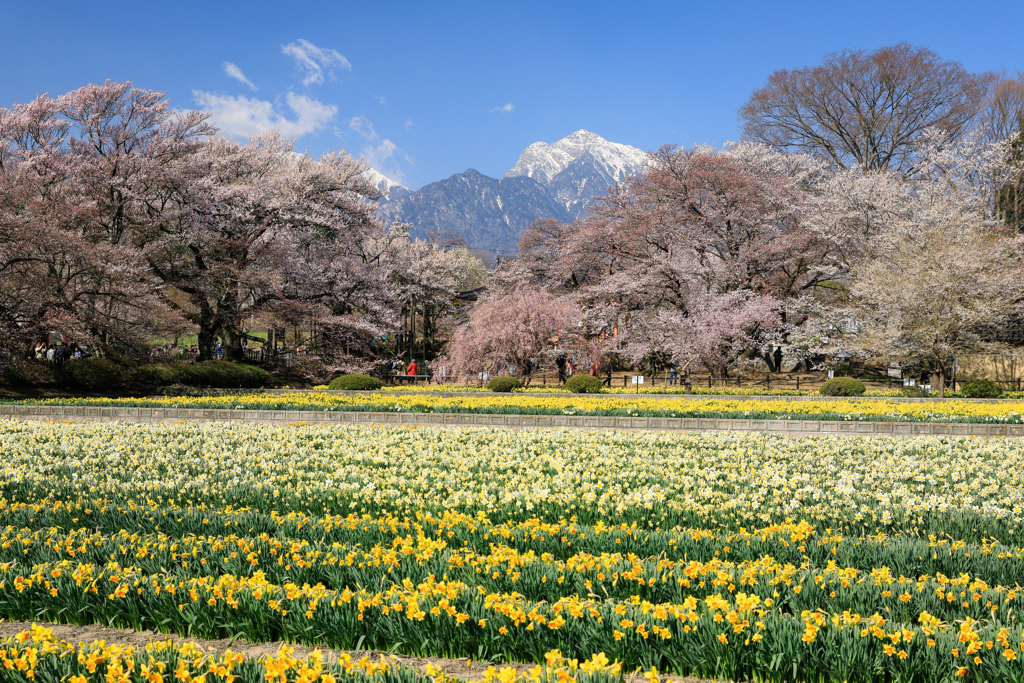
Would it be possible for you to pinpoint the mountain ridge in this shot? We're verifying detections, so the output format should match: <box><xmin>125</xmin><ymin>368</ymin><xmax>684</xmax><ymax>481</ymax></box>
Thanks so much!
<box><xmin>376</xmin><ymin>130</ymin><xmax>647</xmax><ymax>254</ymax></box>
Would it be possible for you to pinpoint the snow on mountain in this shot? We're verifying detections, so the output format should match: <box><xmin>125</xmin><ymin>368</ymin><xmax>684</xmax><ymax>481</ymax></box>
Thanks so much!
<box><xmin>362</xmin><ymin>167</ymin><xmax>407</xmax><ymax>196</ymax></box>
<box><xmin>504</xmin><ymin>141</ymin><xmax>575</xmax><ymax>184</ymax></box>
<box><xmin>503</xmin><ymin>130</ymin><xmax>647</xmax><ymax>217</ymax></box>
<box><xmin>377</xmin><ymin>130</ymin><xmax>647</xmax><ymax>255</ymax></box>
<box><xmin>504</xmin><ymin>130</ymin><xmax>647</xmax><ymax>186</ymax></box>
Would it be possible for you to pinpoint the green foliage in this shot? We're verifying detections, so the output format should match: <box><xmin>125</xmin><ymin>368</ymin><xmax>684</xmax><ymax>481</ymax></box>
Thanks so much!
<box><xmin>958</xmin><ymin>378</ymin><xmax>1004</xmax><ymax>398</ymax></box>
<box><xmin>135</xmin><ymin>363</ymin><xmax>179</xmax><ymax>386</ymax></box>
<box><xmin>486</xmin><ymin>375</ymin><xmax>522</xmax><ymax>392</ymax></box>
<box><xmin>564</xmin><ymin>373</ymin><xmax>604</xmax><ymax>393</ymax></box>
<box><xmin>62</xmin><ymin>358</ymin><xmax>128</xmax><ymax>392</ymax></box>
<box><xmin>175</xmin><ymin>361</ymin><xmax>268</xmax><ymax>388</ymax></box>
<box><xmin>819</xmin><ymin>377</ymin><xmax>866</xmax><ymax>396</ymax></box>
<box><xmin>328</xmin><ymin>374</ymin><xmax>383</xmax><ymax>391</ymax></box>
<box><xmin>0</xmin><ymin>362</ymin><xmax>56</xmax><ymax>387</ymax></box>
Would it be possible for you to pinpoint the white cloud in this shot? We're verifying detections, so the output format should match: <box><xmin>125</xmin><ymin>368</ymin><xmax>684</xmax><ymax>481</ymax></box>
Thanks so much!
<box><xmin>281</xmin><ymin>39</ymin><xmax>351</xmax><ymax>86</ymax></box>
<box><xmin>490</xmin><ymin>103</ymin><xmax>514</xmax><ymax>113</ymax></box>
<box><xmin>223</xmin><ymin>62</ymin><xmax>257</xmax><ymax>90</ymax></box>
<box><xmin>348</xmin><ymin>115</ymin><xmax>407</xmax><ymax>184</ymax></box>
<box><xmin>404</xmin><ymin>116</ymin><xmax>413</xmax><ymax>131</ymax></box>
<box><xmin>193</xmin><ymin>90</ymin><xmax>337</xmax><ymax>139</ymax></box>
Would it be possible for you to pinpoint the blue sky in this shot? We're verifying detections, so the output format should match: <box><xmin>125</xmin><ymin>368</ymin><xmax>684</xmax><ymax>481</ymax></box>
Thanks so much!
<box><xmin>1</xmin><ymin>0</ymin><xmax>1022</xmax><ymax>189</ymax></box>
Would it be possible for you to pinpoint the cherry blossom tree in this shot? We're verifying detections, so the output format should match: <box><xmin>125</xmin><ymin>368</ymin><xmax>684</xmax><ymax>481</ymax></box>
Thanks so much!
<box><xmin>447</xmin><ymin>289</ymin><xmax>579</xmax><ymax>383</ymax></box>
<box><xmin>144</xmin><ymin>131</ymin><xmax>397</xmax><ymax>361</ymax></box>
<box><xmin>824</xmin><ymin>130</ymin><xmax>1023</xmax><ymax>395</ymax></box>
<box><xmin>0</xmin><ymin>81</ymin><xmax>212</xmax><ymax>357</ymax></box>
<box><xmin>516</xmin><ymin>142</ymin><xmax>829</xmax><ymax>374</ymax></box>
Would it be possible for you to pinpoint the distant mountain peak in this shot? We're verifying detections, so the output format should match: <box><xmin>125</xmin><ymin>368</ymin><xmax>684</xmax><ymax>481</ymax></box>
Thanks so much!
<box><xmin>377</xmin><ymin>130</ymin><xmax>647</xmax><ymax>256</ymax></box>
<box><xmin>362</xmin><ymin>167</ymin><xmax>407</xmax><ymax>195</ymax></box>
<box><xmin>503</xmin><ymin>130</ymin><xmax>647</xmax><ymax>188</ymax></box>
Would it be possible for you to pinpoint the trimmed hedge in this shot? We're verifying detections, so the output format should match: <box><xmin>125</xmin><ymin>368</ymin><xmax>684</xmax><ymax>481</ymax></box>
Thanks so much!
<box><xmin>1</xmin><ymin>362</ymin><xmax>57</xmax><ymax>387</ymax></box>
<box><xmin>62</xmin><ymin>358</ymin><xmax>128</xmax><ymax>392</ymax></box>
<box><xmin>486</xmin><ymin>376</ymin><xmax>522</xmax><ymax>392</ymax></box>
<box><xmin>135</xmin><ymin>363</ymin><xmax>179</xmax><ymax>386</ymax></box>
<box><xmin>959</xmin><ymin>379</ymin><xmax>1004</xmax><ymax>399</ymax></box>
<box><xmin>819</xmin><ymin>377</ymin><xmax>866</xmax><ymax>396</ymax></box>
<box><xmin>174</xmin><ymin>361</ymin><xmax>268</xmax><ymax>388</ymax></box>
<box><xmin>328</xmin><ymin>374</ymin><xmax>383</xmax><ymax>391</ymax></box>
<box><xmin>564</xmin><ymin>373</ymin><xmax>604</xmax><ymax>393</ymax></box>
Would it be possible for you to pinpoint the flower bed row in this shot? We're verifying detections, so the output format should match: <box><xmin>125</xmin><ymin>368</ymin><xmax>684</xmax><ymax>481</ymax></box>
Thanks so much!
<box><xmin>11</xmin><ymin>392</ymin><xmax>1024</xmax><ymax>424</ymax></box>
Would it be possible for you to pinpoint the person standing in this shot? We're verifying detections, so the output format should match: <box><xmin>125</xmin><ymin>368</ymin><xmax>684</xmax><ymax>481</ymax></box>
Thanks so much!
<box><xmin>556</xmin><ymin>355</ymin><xmax>567</xmax><ymax>384</ymax></box>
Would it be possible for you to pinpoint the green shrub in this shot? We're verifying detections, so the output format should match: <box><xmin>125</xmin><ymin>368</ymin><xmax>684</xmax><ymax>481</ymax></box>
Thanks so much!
<box><xmin>136</xmin><ymin>363</ymin><xmax>179</xmax><ymax>386</ymax></box>
<box><xmin>819</xmin><ymin>377</ymin><xmax>866</xmax><ymax>396</ymax></box>
<box><xmin>565</xmin><ymin>373</ymin><xmax>604</xmax><ymax>393</ymax></box>
<box><xmin>175</xmin><ymin>361</ymin><xmax>268</xmax><ymax>388</ymax></box>
<box><xmin>1</xmin><ymin>362</ymin><xmax>57</xmax><ymax>387</ymax></box>
<box><xmin>901</xmin><ymin>385</ymin><xmax>932</xmax><ymax>398</ymax></box>
<box><xmin>62</xmin><ymin>358</ymin><xmax>128</xmax><ymax>392</ymax></box>
<box><xmin>328</xmin><ymin>373</ymin><xmax>383</xmax><ymax>391</ymax></box>
<box><xmin>959</xmin><ymin>379</ymin><xmax>1004</xmax><ymax>399</ymax></box>
<box><xmin>486</xmin><ymin>375</ymin><xmax>522</xmax><ymax>392</ymax></box>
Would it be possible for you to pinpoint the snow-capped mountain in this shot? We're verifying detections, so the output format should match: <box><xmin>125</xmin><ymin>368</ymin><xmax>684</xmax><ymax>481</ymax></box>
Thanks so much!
<box><xmin>504</xmin><ymin>130</ymin><xmax>647</xmax><ymax>218</ymax></box>
<box><xmin>362</xmin><ymin>168</ymin><xmax>408</xmax><ymax>197</ymax></box>
<box><xmin>377</xmin><ymin>169</ymin><xmax>570</xmax><ymax>255</ymax></box>
<box><xmin>377</xmin><ymin>130</ymin><xmax>646</xmax><ymax>254</ymax></box>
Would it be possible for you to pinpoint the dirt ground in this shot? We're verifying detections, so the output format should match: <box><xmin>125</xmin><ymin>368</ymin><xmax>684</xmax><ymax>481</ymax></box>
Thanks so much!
<box><xmin>0</xmin><ymin>620</ymin><xmax>715</xmax><ymax>683</ymax></box>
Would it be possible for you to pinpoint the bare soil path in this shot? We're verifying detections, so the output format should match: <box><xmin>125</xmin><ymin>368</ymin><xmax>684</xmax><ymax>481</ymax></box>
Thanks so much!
<box><xmin>0</xmin><ymin>620</ymin><xmax>713</xmax><ymax>683</ymax></box>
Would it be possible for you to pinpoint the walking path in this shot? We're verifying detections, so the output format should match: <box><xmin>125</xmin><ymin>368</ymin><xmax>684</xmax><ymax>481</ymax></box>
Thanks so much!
<box><xmin>161</xmin><ymin>386</ymin><xmax>1022</xmax><ymax>404</ymax></box>
<box><xmin>0</xmin><ymin>620</ymin><xmax>704</xmax><ymax>683</ymax></box>
<box><xmin>1</xmin><ymin>403</ymin><xmax>1018</xmax><ymax>437</ymax></box>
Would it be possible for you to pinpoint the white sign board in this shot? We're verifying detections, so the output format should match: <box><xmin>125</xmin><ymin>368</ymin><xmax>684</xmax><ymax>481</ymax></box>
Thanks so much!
<box><xmin>886</xmin><ymin>367</ymin><xmax>902</xmax><ymax>378</ymax></box>
<box><xmin>631</xmin><ymin>376</ymin><xmax>644</xmax><ymax>385</ymax></box>
<box><xmin>903</xmin><ymin>378</ymin><xmax>916</xmax><ymax>387</ymax></box>
<box><xmin>827</xmin><ymin>370</ymin><xmax>834</xmax><ymax>380</ymax></box>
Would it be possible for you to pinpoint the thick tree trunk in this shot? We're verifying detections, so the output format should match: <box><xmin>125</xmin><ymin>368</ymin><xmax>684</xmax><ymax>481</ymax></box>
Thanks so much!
<box><xmin>196</xmin><ymin>301</ymin><xmax>218</xmax><ymax>362</ymax></box>
<box><xmin>219</xmin><ymin>326</ymin><xmax>246</xmax><ymax>362</ymax></box>
<box><xmin>197</xmin><ymin>325</ymin><xmax>217</xmax><ymax>362</ymax></box>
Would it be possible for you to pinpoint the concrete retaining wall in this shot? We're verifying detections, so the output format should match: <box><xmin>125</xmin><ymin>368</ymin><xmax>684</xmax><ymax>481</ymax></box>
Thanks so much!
<box><xmin>0</xmin><ymin>404</ymin><xmax>1019</xmax><ymax>437</ymax></box>
<box><xmin>156</xmin><ymin>387</ymin><xmax>1023</xmax><ymax>404</ymax></box>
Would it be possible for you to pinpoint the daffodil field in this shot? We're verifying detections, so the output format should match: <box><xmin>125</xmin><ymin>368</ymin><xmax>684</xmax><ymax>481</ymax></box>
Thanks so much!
<box><xmin>17</xmin><ymin>392</ymin><xmax>1024</xmax><ymax>424</ymax></box>
<box><xmin>2</xmin><ymin>419</ymin><xmax>1024</xmax><ymax>681</ymax></box>
<box><xmin>0</xmin><ymin>624</ymin><xmax>623</xmax><ymax>683</ymax></box>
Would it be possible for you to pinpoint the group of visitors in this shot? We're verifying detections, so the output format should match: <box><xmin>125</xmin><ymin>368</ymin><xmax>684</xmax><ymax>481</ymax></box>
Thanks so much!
<box><xmin>33</xmin><ymin>340</ymin><xmax>89</xmax><ymax>363</ymax></box>
<box><xmin>390</xmin><ymin>357</ymin><xmax>420</xmax><ymax>383</ymax></box>
<box><xmin>556</xmin><ymin>354</ymin><xmax>613</xmax><ymax>386</ymax></box>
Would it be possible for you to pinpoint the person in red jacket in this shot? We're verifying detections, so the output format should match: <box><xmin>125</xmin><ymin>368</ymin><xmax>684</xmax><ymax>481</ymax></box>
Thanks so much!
<box><xmin>406</xmin><ymin>360</ymin><xmax>418</xmax><ymax>377</ymax></box>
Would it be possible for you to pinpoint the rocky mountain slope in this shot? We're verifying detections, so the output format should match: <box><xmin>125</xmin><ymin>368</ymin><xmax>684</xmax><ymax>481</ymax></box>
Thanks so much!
<box><xmin>377</xmin><ymin>130</ymin><xmax>646</xmax><ymax>255</ymax></box>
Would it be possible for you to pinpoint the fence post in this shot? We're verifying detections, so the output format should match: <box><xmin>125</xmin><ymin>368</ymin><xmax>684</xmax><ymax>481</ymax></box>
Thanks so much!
<box><xmin>796</xmin><ymin>376</ymin><xmax>800</xmax><ymax>391</ymax></box>
<box><xmin>767</xmin><ymin>376</ymin><xmax>771</xmax><ymax>391</ymax></box>
<box><xmin>708</xmin><ymin>376</ymin><xmax>712</xmax><ymax>389</ymax></box>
